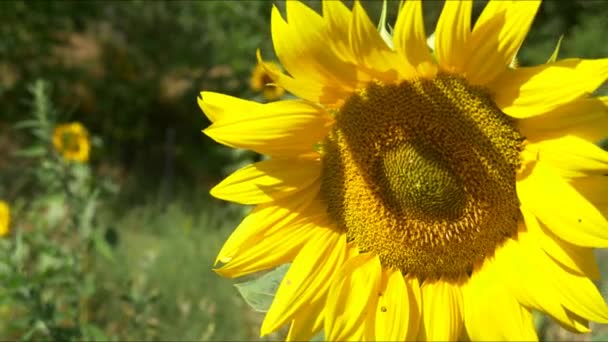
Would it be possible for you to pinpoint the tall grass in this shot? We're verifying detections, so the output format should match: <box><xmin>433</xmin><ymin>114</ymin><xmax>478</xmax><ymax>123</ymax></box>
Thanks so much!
<box><xmin>90</xmin><ymin>198</ymin><xmax>269</xmax><ymax>341</ymax></box>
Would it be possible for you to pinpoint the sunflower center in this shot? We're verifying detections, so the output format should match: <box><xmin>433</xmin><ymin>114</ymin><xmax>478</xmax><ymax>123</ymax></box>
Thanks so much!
<box><xmin>320</xmin><ymin>74</ymin><xmax>523</xmax><ymax>281</ymax></box>
<box><xmin>380</xmin><ymin>142</ymin><xmax>466</xmax><ymax>220</ymax></box>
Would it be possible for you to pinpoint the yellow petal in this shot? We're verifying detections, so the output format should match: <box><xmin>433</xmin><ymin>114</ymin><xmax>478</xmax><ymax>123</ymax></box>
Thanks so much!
<box><xmin>463</xmin><ymin>256</ymin><xmax>538</xmax><ymax>341</ymax></box>
<box><xmin>269</xmin><ymin>3</ymin><xmax>359</xmax><ymax>103</ymax></box>
<box><xmin>204</xmin><ymin>99</ymin><xmax>332</xmax><ymax>158</ymax></box>
<box><xmin>325</xmin><ymin>253</ymin><xmax>381</xmax><ymax>341</ymax></box>
<box><xmin>465</xmin><ymin>0</ymin><xmax>541</xmax><ymax>85</ymax></box>
<box><xmin>405</xmin><ymin>277</ymin><xmax>422</xmax><ymax>341</ymax></box>
<box><xmin>419</xmin><ymin>279</ymin><xmax>464</xmax><ymax>341</ymax></box>
<box><xmin>262</xmin><ymin>230</ymin><xmax>346</xmax><ymax>335</ymax></box>
<box><xmin>349</xmin><ymin>1</ymin><xmax>414</xmax><ymax>82</ymax></box>
<box><xmin>496</xmin><ymin>237</ymin><xmax>584</xmax><ymax>331</ymax></box>
<box><xmin>521</xmin><ymin>207</ymin><xmax>600</xmax><ymax>280</ymax></box>
<box><xmin>215</xmin><ymin>217</ymin><xmax>331</xmax><ymax>278</ymax></box>
<box><xmin>517</xmin><ymin>161</ymin><xmax>608</xmax><ymax>247</ymax></box>
<box><xmin>393</xmin><ymin>0</ymin><xmax>437</xmax><ymax>76</ymax></box>
<box><xmin>285</xmin><ymin>296</ymin><xmax>326</xmax><ymax>342</ymax></box>
<box><xmin>518</xmin><ymin>96</ymin><xmax>608</xmax><ymax>143</ymax></box>
<box><xmin>257</xmin><ymin>52</ymin><xmax>333</xmax><ymax>105</ymax></box>
<box><xmin>322</xmin><ymin>0</ymin><xmax>355</xmax><ymax>63</ymax></box>
<box><xmin>434</xmin><ymin>0</ymin><xmax>472</xmax><ymax>73</ymax></box>
<box><xmin>375</xmin><ymin>269</ymin><xmax>411</xmax><ymax>341</ymax></box>
<box><xmin>198</xmin><ymin>91</ymin><xmax>259</xmax><ymax>123</ymax></box>
<box><xmin>505</xmin><ymin>232</ymin><xmax>608</xmax><ymax>327</ymax></box>
<box><xmin>570</xmin><ymin>176</ymin><xmax>608</xmax><ymax>216</ymax></box>
<box><xmin>525</xmin><ymin>135</ymin><xmax>608</xmax><ymax>178</ymax></box>
<box><xmin>564</xmin><ymin>310</ymin><xmax>591</xmax><ymax>334</ymax></box>
<box><xmin>215</xmin><ymin>186</ymin><xmax>319</xmax><ymax>265</ymax></box>
<box><xmin>492</xmin><ymin>58</ymin><xmax>608</xmax><ymax>118</ymax></box>
<box><xmin>210</xmin><ymin>158</ymin><xmax>320</xmax><ymax>205</ymax></box>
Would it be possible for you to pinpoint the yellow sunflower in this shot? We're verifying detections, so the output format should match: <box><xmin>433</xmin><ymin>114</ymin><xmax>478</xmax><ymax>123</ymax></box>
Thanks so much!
<box><xmin>52</xmin><ymin>122</ymin><xmax>91</xmax><ymax>163</ymax></box>
<box><xmin>250</xmin><ymin>61</ymin><xmax>286</xmax><ymax>101</ymax></box>
<box><xmin>0</xmin><ymin>200</ymin><xmax>10</xmax><ymax>237</ymax></box>
<box><xmin>199</xmin><ymin>0</ymin><xmax>608</xmax><ymax>340</ymax></box>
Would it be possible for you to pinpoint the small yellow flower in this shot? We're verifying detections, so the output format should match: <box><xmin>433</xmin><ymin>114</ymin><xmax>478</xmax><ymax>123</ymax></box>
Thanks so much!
<box><xmin>0</xmin><ymin>201</ymin><xmax>10</xmax><ymax>237</ymax></box>
<box><xmin>52</xmin><ymin>122</ymin><xmax>91</xmax><ymax>162</ymax></box>
<box><xmin>250</xmin><ymin>62</ymin><xmax>285</xmax><ymax>101</ymax></box>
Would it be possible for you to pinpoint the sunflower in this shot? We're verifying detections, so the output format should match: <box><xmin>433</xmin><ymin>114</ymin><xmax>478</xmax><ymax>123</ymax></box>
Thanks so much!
<box><xmin>0</xmin><ymin>200</ymin><xmax>10</xmax><ymax>237</ymax></box>
<box><xmin>199</xmin><ymin>0</ymin><xmax>608</xmax><ymax>340</ymax></box>
<box><xmin>52</xmin><ymin>122</ymin><xmax>91</xmax><ymax>163</ymax></box>
<box><xmin>250</xmin><ymin>61</ymin><xmax>286</xmax><ymax>101</ymax></box>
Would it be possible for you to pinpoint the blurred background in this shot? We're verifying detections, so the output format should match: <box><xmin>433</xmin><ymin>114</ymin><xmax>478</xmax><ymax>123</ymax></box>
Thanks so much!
<box><xmin>0</xmin><ymin>0</ymin><xmax>607</xmax><ymax>340</ymax></box>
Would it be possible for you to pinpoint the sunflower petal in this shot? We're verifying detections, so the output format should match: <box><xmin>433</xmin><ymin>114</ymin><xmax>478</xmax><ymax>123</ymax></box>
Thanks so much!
<box><xmin>517</xmin><ymin>161</ymin><xmax>608</xmax><ymax>247</ymax></box>
<box><xmin>215</xmin><ymin>187</ymin><xmax>319</xmax><ymax>265</ymax></box>
<box><xmin>515</xmin><ymin>232</ymin><xmax>608</xmax><ymax>326</ymax></box>
<box><xmin>285</xmin><ymin>297</ymin><xmax>326</xmax><ymax>342</ymax></box>
<box><xmin>465</xmin><ymin>0</ymin><xmax>541</xmax><ymax>85</ymax></box>
<box><xmin>349</xmin><ymin>0</ymin><xmax>415</xmax><ymax>81</ymax></box>
<box><xmin>492</xmin><ymin>58</ymin><xmax>608</xmax><ymax>118</ymax></box>
<box><xmin>269</xmin><ymin>5</ymin><xmax>355</xmax><ymax>103</ymax></box>
<box><xmin>262</xmin><ymin>231</ymin><xmax>346</xmax><ymax>335</ymax></box>
<box><xmin>215</xmin><ymin>217</ymin><xmax>331</xmax><ymax>278</ymax></box>
<box><xmin>198</xmin><ymin>91</ymin><xmax>259</xmax><ymax>123</ymax></box>
<box><xmin>210</xmin><ymin>158</ymin><xmax>320</xmax><ymax>205</ymax></box>
<box><xmin>518</xmin><ymin>96</ymin><xmax>608</xmax><ymax>143</ymax></box>
<box><xmin>496</xmin><ymin>237</ymin><xmax>588</xmax><ymax>331</ymax></box>
<box><xmin>322</xmin><ymin>0</ymin><xmax>355</xmax><ymax>62</ymax></box>
<box><xmin>393</xmin><ymin>0</ymin><xmax>436</xmax><ymax>75</ymax></box>
<box><xmin>527</xmin><ymin>135</ymin><xmax>608</xmax><ymax>178</ymax></box>
<box><xmin>463</xmin><ymin>256</ymin><xmax>538</xmax><ymax>341</ymax></box>
<box><xmin>419</xmin><ymin>279</ymin><xmax>464</xmax><ymax>341</ymax></box>
<box><xmin>405</xmin><ymin>277</ymin><xmax>422</xmax><ymax>340</ymax></box>
<box><xmin>325</xmin><ymin>253</ymin><xmax>381</xmax><ymax>341</ymax></box>
<box><xmin>434</xmin><ymin>0</ymin><xmax>472</xmax><ymax>73</ymax></box>
<box><xmin>375</xmin><ymin>269</ymin><xmax>411</xmax><ymax>341</ymax></box>
<box><xmin>204</xmin><ymin>99</ymin><xmax>332</xmax><ymax>158</ymax></box>
<box><xmin>570</xmin><ymin>176</ymin><xmax>608</xmax><ymax>215</ymax></box>
<box><xmin>521</xmin><ymin>207</ymin><xmax>600</xmax><ymax>280</ymax></box>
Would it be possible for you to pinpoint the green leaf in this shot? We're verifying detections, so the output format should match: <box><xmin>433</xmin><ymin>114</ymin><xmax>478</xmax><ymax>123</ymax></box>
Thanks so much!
<box><xmin>311</xmin><ymin>330</ymin><xmax>325</xmax><ymax>342</ymax></box>
<box><xmin>234</xmin><ymin>264</ymin><xmax>289</xmax><ymax>313</ymax></box>
<box><xmin>93</xmin><ymin>228</ymin><xmax>115</xmax><ymax>262</ymax></box>
<box><xmin>377</xmin><ymin>0</ymin><xmax>394</xmax><ymax>50</ymax></box>
<box><xmin>79</xmin><ymin>190</ymin><xmax>99</xmax><ymax>237</ymax></box>
<box><xmin>13</xmin><ymin>119</ymin><xmax>41</xmax><ymax>130</ymax></box>
<box><xmin>12</xmin><ymin>146</ymin><xmax>46</xmax><ymax>158</ymax></box>
<box><xmin>547</xmin><ymin>35</ymin><xmax>564</xmax><ymax>63</ymax></box>
<box><xmin>81</xmin><ymin>324</ymin><xmax>109</xmax><ymax>341</ymax></box>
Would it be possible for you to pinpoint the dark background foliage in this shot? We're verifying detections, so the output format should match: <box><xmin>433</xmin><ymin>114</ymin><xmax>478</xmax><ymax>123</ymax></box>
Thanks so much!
<box><xmin>2</xmin><ymin>0</ymin><xmax>607</xmax><ymax>192</ymax></box>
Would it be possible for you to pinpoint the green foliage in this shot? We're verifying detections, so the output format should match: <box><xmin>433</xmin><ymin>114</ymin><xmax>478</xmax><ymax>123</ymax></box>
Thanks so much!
<box><xmin>235</xmin><ymin>264</ymin><xmax>289</xmax><ymax>313</ymax></box>
<box><xmin>0</xmin><ymin>80</ymin><xmax>116</xmax><ymax>341</ymax></box>
<box><xmin>0</xmin><ymin>0</ymin><xmax>273</xmax><ymax>183</ymax></box>
<box><xmin>90</xmin><ymin>201</ymin><xmax>259</xmax><ymax>341</ymax></box>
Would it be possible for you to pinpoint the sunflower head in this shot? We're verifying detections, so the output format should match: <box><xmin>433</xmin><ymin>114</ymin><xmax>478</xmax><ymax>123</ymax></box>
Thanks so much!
<box><xmin>0</xmin><ymin>200</ymin><xmax>10</xmax><ymax>237</ymax></box>
<box><xmin>52</xmin><ymin>122</ymin><xmax>91</xmax><ymax>162</ymax></box>
<box><xmin>250</xmin><ymin>61</ymin><xmax>285</xmax><ymax>101</ymax></box>
<box><xmin>320</xmin><ymin>75</ymin><xmax>525</xmax><ymax>281</ymax></box>
<box><xmin>200</xmin><ymin>0</ymin><xmax>608</xmax><ymax>340</ymax></box>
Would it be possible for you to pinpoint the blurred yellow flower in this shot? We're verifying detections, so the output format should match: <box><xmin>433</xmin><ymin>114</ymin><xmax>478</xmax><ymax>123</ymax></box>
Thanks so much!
<box><xmin>52</xmin><ymin>122</ymin><xmax>91</xmax><ymax>162</ymax></box>
<box><xmin>0</xmin><ymin>201</ymin><xmax>10</xmax><ymax>237</ymax></box>
<box><xmin>250</xmin><ymin>62</ymin><xmax>285</xmax><ymax>101</ymax></box>
<box><xmin>200</xmin><ymin>0</ymin><xmax>608</xmax><ymax>341</ymax></box>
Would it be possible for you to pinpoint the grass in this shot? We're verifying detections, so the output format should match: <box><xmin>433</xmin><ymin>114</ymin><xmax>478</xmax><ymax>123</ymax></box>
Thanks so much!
<box><xmin>89</xmin><ymin>197</ymin><xmax>272</xmax><ymax>341</ymax></box>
